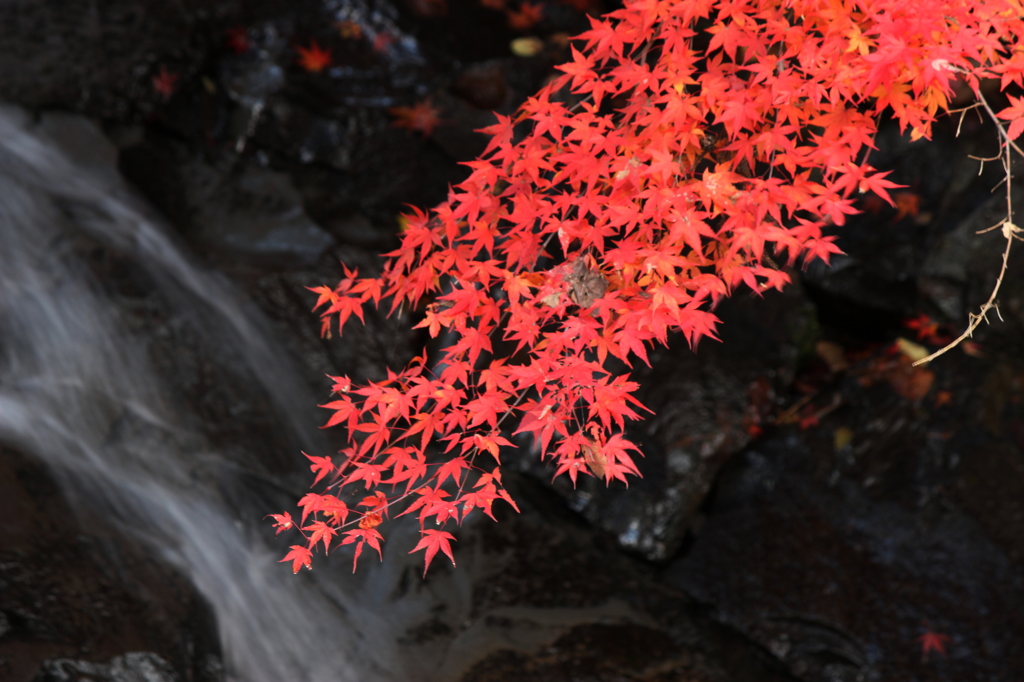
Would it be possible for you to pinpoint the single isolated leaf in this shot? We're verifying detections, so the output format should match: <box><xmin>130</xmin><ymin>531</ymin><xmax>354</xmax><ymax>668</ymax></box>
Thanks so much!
<box><xmin>295</xmin><ymin>40</ymin><xmax>332</xmax><ymax>73</ymax></box>
<box><xmin>336</xmin><ymin>20</ymin><xmax>363</xmax><ymax>40</ymax></box>
<box><xmin>919</xmin><ymin>628</ymin><xmax>951</xmax><ymax>661</ymax></box>
<box><xmin>389</xmin><ymin>99</ymin><xmax>444</xmax><ymax>137</ymax></box>
<box><xmin>372</xmin><ymin>31</ymin><xmax>396</xmax><ymax>53</ymax></box>
<box><xmin>506</xmin><ymin>1</ymin><xmax>543</xmax><ymax>31</ymax></box>
<box><xmin>151</xmin><ymin>66</ymin><xmax>179</xmax><ymax>102</ymax></box>
<box><xmin>410</xmin><ymin>529</ymin><xmax>457</xmax><ymax>577</ymax></box>
<box><xmin>280</xmin><ymin>545</ymin><xmax>312</xmax><ymax>573</ymax></box>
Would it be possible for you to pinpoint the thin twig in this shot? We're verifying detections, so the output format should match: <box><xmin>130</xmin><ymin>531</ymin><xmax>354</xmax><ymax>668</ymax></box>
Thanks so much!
<box><xmin>914</xmin><ymin>85</ymin><xmax>1019</xmax><ymax>366</ymax></box>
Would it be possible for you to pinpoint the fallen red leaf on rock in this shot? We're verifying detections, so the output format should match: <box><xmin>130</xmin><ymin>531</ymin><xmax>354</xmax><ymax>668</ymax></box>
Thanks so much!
<box><xmin>373</xmin><ymin>31</ymin><xmax>396</xmax><ymax>53</ymax></box>
<box><xmin>295</xmin><ymin>40</ymin><xmax>332</xmax><ymax>73</ymax></box>
<box><xmin>389</xmin><ymin>99</ymin><xmax>444</xmax><ymax>137</ymax></box>
<box><xmin>336</xmin><ymin>20</ymin><xmax>363</xmax><ymax>40</ymax></box>
<box><xmin>151</xmin><ymin>66</ymin><xmax>179</xmax><ymax>102</ymax></box>
<box><xmin>890</xmin><ymin>191</ymin><xmax>922</xmax><ymax>223</ymax></box>
<box><xmin>919</xmin><ymin>626</ymin><xmax>951</xmax><ymax>662</ymax></box>
<box><xmin>507</xmin><ymin>1</ymin><xmax>544</xmax><ymax>30</ymax></box>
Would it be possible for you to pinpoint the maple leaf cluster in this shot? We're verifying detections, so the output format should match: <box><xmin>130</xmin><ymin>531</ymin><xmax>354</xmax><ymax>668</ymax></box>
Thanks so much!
<box><xmin>278</xmin><ymin>0</ymin><xmax>1024</xmax><ymax>576</ymax></box>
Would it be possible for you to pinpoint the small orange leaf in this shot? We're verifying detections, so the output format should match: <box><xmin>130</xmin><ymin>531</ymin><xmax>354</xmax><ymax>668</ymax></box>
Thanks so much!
<box><xmin>359</xmin><ymin>512</ymin><xmax>383</xmax><ymax>529</ymax></box>
<box><xmin>507</xmin><ymin>1</ymin><xmax>544</xmax><ymax>30</ymax></box>
<box><xmin>890</xmin><ymin>191</ymin><xmax>921</xmax><ymax>224</ymax></box>
<box><xmin>389</xmin><ymin>99</ymin><xmax>444</xmax><ymax>137</ymax></box>
<box><xmin>336</xmin><ymin>20</ymin><xmax>363</xmax><ymax>40</ymax></box>
<box><xmin>887</xmin><ymin>356</ymin><xmax>935</xmax><ymax>401</ymax></box>
<box><xmin>295</xmin><ymin>40</ymin><xmax>332</xmax><ymax>73</ymax></box>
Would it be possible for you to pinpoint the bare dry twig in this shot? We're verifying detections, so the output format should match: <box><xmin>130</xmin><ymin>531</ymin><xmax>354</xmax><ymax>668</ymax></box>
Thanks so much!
<box><xmin>914</xmin><ymin>85</ymin><xmax>1021</xmax><ymax>366</ymax></box>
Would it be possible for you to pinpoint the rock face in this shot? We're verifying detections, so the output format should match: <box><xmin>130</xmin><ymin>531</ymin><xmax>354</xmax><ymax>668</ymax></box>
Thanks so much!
<box><xmin>0</xmin><ymin>448</ymin><xmax>222</xmax><ymax>682</ymax></box>
<box><xmin>0</xmin><ymin>0</ymin><xmax>227</xmax><ymax>119</ymax></box>
<box><xmin>530</xmin><ymin>284</ymin><xmax>817</xmax><ymax>562</ymax></box>
<box><xmin>119</xmin><ymin>138</ymin><xmax>337</xmax><ymax>270</ymax></box>
<box><xmin>665</xmin><ymin>428</ymin><xmax>1024</xmax><ymax>682</ymax></box>
<box><xmin>33</xmin><ymin>652</ymin><xmax>186</xmax><ymax>682</ymax></box>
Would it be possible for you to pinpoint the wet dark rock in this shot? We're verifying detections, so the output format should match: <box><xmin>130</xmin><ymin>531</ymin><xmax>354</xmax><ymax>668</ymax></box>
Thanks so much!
<box><xmin>0</xmin><ymin>448</ymin><xmax>216</xmax><ymax>682</ymax></box>
<box><xmin>119</xmin><ymin>134</ymin><xmax>335</xmax><ymax>270</ymax></box>
<box><xmin>450</xmin><ymin>62</ymin><xmax>510</xmax><ymax>111</ymax></box>
<box><xmin>427</xmin><ymin>91</ymin><xmax>500</xmax><ymax>162</ymax></box>
<box><xmin>0</xmin><ymin>0</ymin><xmax>229</xmax><ymax>120</ymax></box>
<box><xmin>247</xmin><ymin>244</ymin><xmax>422</xmax><ymax>388</ymax></box>
<box><xmin>921</xmin><ymin>184</ymin><xmax>1024</xmax><ymax>354</ymax></box>
<box><xmin>459</xmin><ymin>623</ymin><xmax>692</xmax><ymax>682</ymax></box>
<box><xmin>531</xmin><ymin>282</ymin><xmax>817</xmax><ymax>562</ymax></box>
<box><xmin>664</xmin><ymin>428</ymin><xmax>1024</xmax><ymax>682</ymax></box>
<box><xmin>33</xmin><ymin>652</ymin><xmax>187</xmax><ymax>682</ymax></box>
<box><xmin>403</xmin><ymin>473</ymin><xmax>794</xmax><ymax>682</ymax></box>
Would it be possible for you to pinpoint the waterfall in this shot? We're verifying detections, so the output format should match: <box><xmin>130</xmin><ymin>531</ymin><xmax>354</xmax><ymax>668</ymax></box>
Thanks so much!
<box><xmin>0</xmin><ymin>105</ymin><xmax>432</xmax><ymax>682</ymax></box>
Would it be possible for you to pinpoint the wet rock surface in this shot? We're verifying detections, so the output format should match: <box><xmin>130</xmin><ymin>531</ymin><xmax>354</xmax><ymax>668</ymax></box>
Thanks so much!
<box><xmin>0</xmin><ymin>448</ymin><xmax>221</xmax><ymax>682</ymax></box>
<box><xmin>2</xmin><ymin>1</ymin><xmax>1024</xmax><ymax>682</ymax></box>
<box><xmin>665</xmin><ymin>427</ymin><xmax>1024</xmax><ymax>682</ymax></box>
<box><xmin>533</xmin><ymin>284</ymin><xmax>817</xmax><ymax>561</ymax></box>
<box><xmin>33</xmin><ymin>652</ymin><xmax>185</xmax><ymax>682</ymax></box>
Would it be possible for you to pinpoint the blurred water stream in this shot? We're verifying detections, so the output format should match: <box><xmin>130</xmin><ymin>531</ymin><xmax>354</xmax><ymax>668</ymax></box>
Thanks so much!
<box><xmin>0</xmin><ymin>105</ymin><xmax>423</xmax><ymax>682</ymax></box>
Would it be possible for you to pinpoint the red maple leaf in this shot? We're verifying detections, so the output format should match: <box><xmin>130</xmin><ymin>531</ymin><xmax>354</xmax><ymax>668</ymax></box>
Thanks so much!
<box><xmin>303</xmin><ymin>520</ymin><xmax>338</xmax><ymax>552</ymax></box>
<box><xmin>280</xmin><ymin>545</ymin><xmax>312</xmax><ymax>573</ymax></box>
<box><xmin>919</xmin><ymin>627</ymin><xmax>951</xmax><ymax>661</ymax></box>
<box><xmin>266</xmin><ymin>512</ymin><xmax>294</xmax><ymax>535</ymax></box>
<box><xmin>295</xmin><ymin>40</ymin><xmax>332</xmax><ymax>73</ymax></box>
<box><xmin>997</xmin><ymin>94</ymin><xmax>1024</xmax><ymax>140</ymax></box>
<box><xmin>909</xmin><ymin>315</ymin><xmax>937</xmax><ymax>346</ymax></box>
<box><xmin>410</xmin><ymin>529</ymin><xmax>457</xmax><ymax>576</ymax></box>
<box><xmin>341</xmin><ymin>528</ymin><xmax>384</xmax><ymax>572</ymax></box>
<box><xmin>389</xmin><ymin>99</ymin><xmax>444</xmax><ymax>137</ymax></box>
<box><xmin>303</xmin><ymin>452</ymin><xmax>335</xmax><ymax>485</ymax></box>
<box><xmin>507</xmin><ymin>1</ymin><xmax>544</xmax><ymax>30</ymax></box>
<box><xmin>372</xmin><ymin>31</ymin><xmax>396</xmax><ymax>53</ymax></box>
<box><xmin>151</xmin><ymin>66</ymin><xmax>179</xmax><ymax>102</ymax></box>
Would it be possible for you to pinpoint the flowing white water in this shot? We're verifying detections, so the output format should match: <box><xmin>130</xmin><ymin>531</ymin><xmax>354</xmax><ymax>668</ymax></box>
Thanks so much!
<box><xmin>0</xmin><ymin>105</ymin><xmax>428</xmax><ymax>682</ymax></box>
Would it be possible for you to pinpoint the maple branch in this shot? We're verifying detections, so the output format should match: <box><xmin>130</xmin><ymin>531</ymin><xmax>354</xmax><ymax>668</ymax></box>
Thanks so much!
<box><xmin>286</xmin><ymin>0</ymin><xmax>1024</xmax><ymax>576</ymax></box>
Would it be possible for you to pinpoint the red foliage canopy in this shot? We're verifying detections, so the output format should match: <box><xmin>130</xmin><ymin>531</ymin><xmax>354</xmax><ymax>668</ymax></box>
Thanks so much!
<box><xmin>279</xmin><ymin>0</ymin><xmax>1024</xmax><ymax>575</ymax></box>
